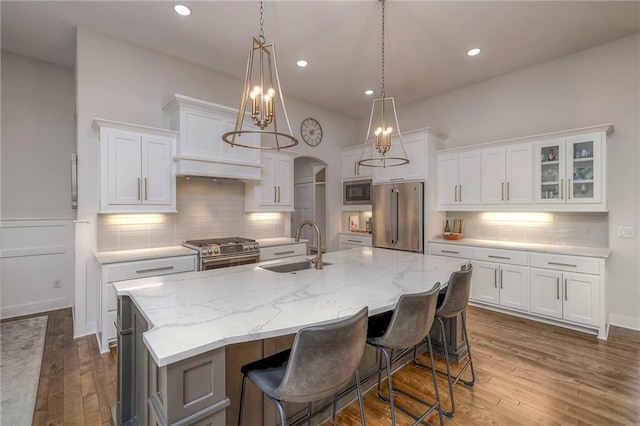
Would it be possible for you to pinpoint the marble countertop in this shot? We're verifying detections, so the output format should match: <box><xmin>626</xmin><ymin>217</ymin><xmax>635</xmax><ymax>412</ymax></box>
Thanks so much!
<box><xmin>256</xmin><ymin>237</ymin><xmax>308</xmax><ymax>248</ymax></box>
<box><xmin>428</xmin><ymin>237</ymin><xmax>610</xmax><ymax>259</ymax></box>
<box><xmin>114</xmin><ymin>248</ymin><xmax>466</xmax><ymax>367</ymax></box>
<box><xmin>95</xmin><ymin>246</ymin><xmax>198</xmax><ymax>264</ymax></box>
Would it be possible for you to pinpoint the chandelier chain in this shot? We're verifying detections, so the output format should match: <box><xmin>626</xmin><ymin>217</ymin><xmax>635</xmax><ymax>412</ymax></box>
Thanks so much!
<box><xmin>259</xmin><ymin>0</ymin><xmax>265</xmax><ymax>43</ymax></box>
<box><xmin>381</xmin><ymin>0</ymin><xmax>386</xmax><ymax>98</ymax></box>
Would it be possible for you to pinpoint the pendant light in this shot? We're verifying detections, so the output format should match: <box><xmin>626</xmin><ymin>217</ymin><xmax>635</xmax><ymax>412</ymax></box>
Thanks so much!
<box><xmin>358</xmin><ymin>0</ymin><xmax>408</xmax><ymax>168</ymax></box>
<box><xmin>222</xmin><ymin>0</ymin><xmax>298</xmax><ymax>150</ymax></box>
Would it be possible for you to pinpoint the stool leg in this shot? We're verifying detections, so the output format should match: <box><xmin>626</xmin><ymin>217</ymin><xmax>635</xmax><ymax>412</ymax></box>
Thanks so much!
<box><xmin>380</xmin><ymin>347</ymin><xmax>397</xmax><ymax>425</ymax></box>
<box><xmin>437</xmin><ymin>316</ymin><xmax>456</xmax><ymax>418</ymax></box>
<box><xmin>426</xmin><ymin>335</ymin><xmax>444</xmax><ymax>426</ymax></box>
<box><xmin>274</xmin><ymin>399</ymin><xmax>287</xmax><ymax>426</ymax></box>
<box><xmin>332</xmin><ymin>395</ymin><xmax>338</xmax><ymax>426</ymax></box>
<box><xmin>308</xmin><ymin>402</ymin><xmax>313</xmax><ymax>426</ymax></box>
<box><xmin>354</xmin><ymin>370</ymin><xmax>367</xmax><ymax>426</ymax></box>
<box><xmin>460</xmin><ymin>311</ymin><xmax>476</xmax><ymax>387</ymax></box>
<box><xmin>238</xmin><ymin>374</ymin><xmax>247</xmax><ymax>426</ymax></box>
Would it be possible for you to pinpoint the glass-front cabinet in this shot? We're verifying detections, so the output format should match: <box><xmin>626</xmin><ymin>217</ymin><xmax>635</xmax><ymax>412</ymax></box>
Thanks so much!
<box><xmin>534</xmin><ymin>132</ymin><xmax>602</xmax><ymax>205</ymax></box>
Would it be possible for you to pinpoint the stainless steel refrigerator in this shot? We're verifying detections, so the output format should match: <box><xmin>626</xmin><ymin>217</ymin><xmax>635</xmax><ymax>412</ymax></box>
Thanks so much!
<box><xmin>372</xmin><ymin>181</ymin><xmax>424</xmax><ymax>253</ymax></box>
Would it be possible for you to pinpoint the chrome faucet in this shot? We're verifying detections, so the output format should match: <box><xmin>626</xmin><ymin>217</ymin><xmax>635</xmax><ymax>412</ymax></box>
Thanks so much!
<box><xmin>295</xmin><ymin>220</ymin><xmax>323</xmax><ymax>270</ymax></box>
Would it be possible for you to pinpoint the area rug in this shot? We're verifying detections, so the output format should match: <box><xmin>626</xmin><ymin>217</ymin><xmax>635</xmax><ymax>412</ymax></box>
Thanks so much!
<box><xmin>1</xmin><ymin>315</ymin><xmax>48</xmax><ymax>426</ymax></box>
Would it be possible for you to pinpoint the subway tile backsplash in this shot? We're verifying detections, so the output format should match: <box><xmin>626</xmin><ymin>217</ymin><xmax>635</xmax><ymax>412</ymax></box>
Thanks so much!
<box><xmin>446</xmin><ymin>211</ymin><xmax>608</xmax><ymax>247</ymax></box>
<box><xmin>97</xmin><ymin>177</ymin><xmax>288</xmax><ymax>252</ymax></box>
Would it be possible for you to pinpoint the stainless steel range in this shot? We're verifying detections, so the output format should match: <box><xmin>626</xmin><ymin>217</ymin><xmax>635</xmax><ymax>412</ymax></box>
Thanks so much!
<box><xmin>183</xmin><ymin>237</ymin><xmax>260</xmax><ymax>271</ymax></box>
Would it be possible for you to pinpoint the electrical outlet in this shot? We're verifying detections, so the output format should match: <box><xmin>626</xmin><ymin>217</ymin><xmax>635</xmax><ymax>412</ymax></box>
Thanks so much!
<box><xmin>617</xmin><ymin>226</ymin><xmax>635</xmax><ymax>238</ymax></box>
<box><xmin>53</xmin><ymin>279</ymin><xmax>62</xmax><ymax>288</ymax></box>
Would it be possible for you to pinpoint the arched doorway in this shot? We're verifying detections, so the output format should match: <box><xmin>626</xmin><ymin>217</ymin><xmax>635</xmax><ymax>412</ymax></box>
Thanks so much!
<box><xmin>293</xmin><ymin>156</ymin><xmax>327</xmax><ymax>254</ymax></box>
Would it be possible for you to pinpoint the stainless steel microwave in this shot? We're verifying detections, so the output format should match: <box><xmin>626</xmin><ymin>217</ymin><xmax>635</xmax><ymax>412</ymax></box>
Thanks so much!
<box><xmin>343</xmin><ymin>179</ymin><xmax>372</xmax><ymax>205</ymax></box>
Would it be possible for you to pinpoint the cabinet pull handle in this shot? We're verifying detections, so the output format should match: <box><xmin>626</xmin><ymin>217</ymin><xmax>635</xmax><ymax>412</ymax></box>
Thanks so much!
<box><xmin>459</xmin><ymin>185</ymin><xmax>463</xmax><ymax>202</ymax></box>
<box><xmin>278</xmin><ymin>186</ymin><xmax>281</xmax><ymax>203</ymax></box>
<box><xmin>274</xmin><ymin>186</ymin><xmax>277</xmax><ymax>203</ymax></box>
<box><xmin>568</xmin><ymin>179</ymin><xmax>571</xmax><ymax>200</ymax></box>
<box><xmin>144</xmin><ymin>178</ymin><xmax>148</xmax><ymax>200</ymax></box>
<box><xmin>454</xmin><ymin>185</ymin><xmax>458</xmax><ymax>202</ymax></box>
<box><xmin>354</xmin><ymin>163</ymin><xmax>357</xmax><ymax>176</ymax></box>
<box><xmin>560</xmin><ymin>179</ymin><xmax>564</xmax><ymax>199</ymax></box>
<box><xmin>564</xmin><ymin>278</ymin><xmax>568</xmax><ymax>301</ymax></box>
<box><xmin>347</xmin><ymin>239</ymin><xmax>363</xmax><ymax>243</ymax></box>
<box><xmin>556</xmin><ymin>277</ymin><xmax>560</xmax><ymax>300</ymax></box>
<box><xmin>501</xmin><ymin>182</ymin><xmax>505</xmax><ymax>201</ymax></box>
<box><xmin>274</xmin><ymin>250</ymin><xmax>295</xmax><ymax>256</ymax></box>
<box><xmin>441</xmin><ymin>250</ymin><xmax>460</xmax><ymax>254</ymax></box>
<box><xmin>488</xmin><ymin>255</ymin><xmax>511</xmax><ymax>260</ymax></box>
<box><xmin>137</xmin><ymin>178</ymin><xmax>141</xmax><ymax>200</ymax></box>
<box><xmin>136</xmin><ymin>266</ymin><xmax>174</xmax><ymax>274</ymax></box>
<box><xmin>548</xmin><ymin>261</ymin><xmax>577</xmax><ymax>268</ymax></box>
<box><xmin>494</xmin><ymin>269</ymin><xmax>498</xmax><ymax>288</ymax></box>
<box><xmin>500</xmin><ymin>269</ymin><xmax>503</xmax><ymax>289</ymax></box>
<box><xmin>507</xmin><ymin>182</ymin><xmax>510</xmax><ymax>201</ymax></box>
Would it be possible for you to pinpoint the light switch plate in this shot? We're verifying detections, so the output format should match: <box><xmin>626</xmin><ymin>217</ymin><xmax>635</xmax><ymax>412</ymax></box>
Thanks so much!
<box><xmin>617</xmin><ymin>226</ymin><xmax>635</xmax><ymax>238</ymax></box>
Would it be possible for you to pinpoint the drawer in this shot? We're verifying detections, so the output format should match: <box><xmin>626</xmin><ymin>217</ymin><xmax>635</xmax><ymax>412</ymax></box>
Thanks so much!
<box><xmin>260</xmin><ymin>243</ymin><xmax>307</xmax><ymax>261</ymax></box>
<box><xmin>104</xmin><ymin>255</ymin><xmax>197</xmax><ymax>283</ymax></box>
<box><xmin>106</xmin><ymin>283</ymin><xmax>117</xmax><ymax>311</ymax></box>
<box><xmin>338</xmin><ymin>234</ymin><xmax>372</xmax><ymax>247</ymax></box>
<box><xmin>429</xmin><ymin>243</ymin><xmax>473</xmax><ymax>259</ymax></box>
<box><xmin>474</xmin><ymin>248</ymin><xmax>528</xmax><ymax>266</ymax></box>
<box><xmin>530</xmin><ymin>253</ymin><xmax>600</xmax><ymax>275</ymax></box>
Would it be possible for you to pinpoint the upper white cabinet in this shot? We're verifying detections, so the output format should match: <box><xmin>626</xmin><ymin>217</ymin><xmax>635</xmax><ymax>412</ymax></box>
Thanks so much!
<box><xmin>436</xmin><ymin>124</ymin><xmax>612</xmax><ymax>212</ymax></box>
<box><xmin>437</xmin><ymin>150</ymin><xmax>481</xmax><ymax>207</ymax></box>
<box><xmin>245</xmin><ymin>152</ymin><xmax>294</xmax><ymax>212</ymax></box>
<box><xmin>342</xmin><ymin>145</ymin><xmax>373</xmax><ymax>180</ymax></box>
<box><xmin>93</xmin><ymin>119</ymin><xmax>177</xmax><ymax>213</ymax></box>
<box><xmin>534</xmin><ymin>132</ymin><xmax>604</xmax><ymax>209</ymax></box>
<box><xmin>481</xmin><ymin>144</ymin><xmax>533</xmax><ymax>205</ymax></box>
<box><xmin>163</xmin><ymin>94</ymin><xmax>262</xmax><ymax>180</ymax></box>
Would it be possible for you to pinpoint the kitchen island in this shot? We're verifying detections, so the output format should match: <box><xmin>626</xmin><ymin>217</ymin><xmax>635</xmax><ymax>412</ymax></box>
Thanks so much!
<box><xmin>114</xmin><ymin>247</ymin><xmax>467</xmax><ymax>426</ymax></box>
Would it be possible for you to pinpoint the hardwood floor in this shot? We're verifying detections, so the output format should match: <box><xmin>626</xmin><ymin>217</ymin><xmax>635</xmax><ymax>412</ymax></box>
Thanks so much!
<box><xmin>24</xmin><ymin>306</ymin><xmax>640</xmax><ymax>425</ymax></box>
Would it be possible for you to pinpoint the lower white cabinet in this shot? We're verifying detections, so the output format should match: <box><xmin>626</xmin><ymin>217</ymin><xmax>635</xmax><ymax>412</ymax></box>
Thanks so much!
<box><xmin>429</xmin><ymin>242</ymin><xmax>607</xmax><ymax>338</ymax></box>
<box><xmin>260</xmin><ymin>243</ymin><xmax>307</xmax><ymax>261</ymax></box>
<box><xmin>97</xmin><ymin>254</ymin><xmax>197</xmax><ymax>353</ymax></box>
<box><xmin>339</xmin><ymin>233</ymin><xmax>372</xmax><ymax>250</ymax></box>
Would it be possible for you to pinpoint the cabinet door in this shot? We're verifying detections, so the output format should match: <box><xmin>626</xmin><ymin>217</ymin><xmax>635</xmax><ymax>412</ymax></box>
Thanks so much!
<box><xmin>373</xmin><ymin>132</ymin><xmax>426</xmax><ymax>183</ymax></box>
<box><xmin>141</xmin><ymin>135</ymin><xmax>173</xmax><ymax>206</ymax></box>
<box><xmin>534</xmin><ymin>139</ymin><xmax>566</xmax><ymax>204</ymax></box>
<box><xmin>437</xmin><ymin>153</ymin><xmax>459</xmax><ymax>206</ymax></box>
<box><xmin>499</xmin><ymin>265</ymin><xmax>529</xmax><ymax>311</ymax></box>
<box><xmin>258</xmin><ymin>153</ymin><xmax>278</xmax><ymax>206</ymax></box>
<box><xmin>505</xmin><ymin>144</ymin><xmax>533</xmax><ymax>204</ymax></box>
<box><xmin>274</xmin><ymin>154</ymin><xmax>293</xmax><ymax>206</ymax></box>
<box><xmin>106</xmin><ymin>130</ymin><xmax>142</xmax><ymax>205</ymax></box>
<box><xmin>481</xmin><ymin>147</ymin><xmax>506</xmax><ymax>204</ymax></box>
<box><xmin>458</xmin><ymin>150</ymin><xmax>481</xmax><ymax>205</ymax></box>
<box><xmin>529</xmin><ymin>268</ymin><xmax>563</xmax><ymax>319</ymax></box>
<box><xmin>342</xmin><ymin>145</ymin><xmax>372</xmax><ymax>180</ymax></box>
<box><xmin>566</xmin><ymin>133</ymin><xmax>602</xmax><ymax>204</ymax></box>
<box><xmin>183</xmin><ymin>109</ymin><xmax>225</xmax><ymax>159</ymax></box>
<box><xmin>473</xmin><ymin>261</ymin><xmax>500</xmax><ymax>305</ymax></box>
<box><xmin>563</xmin><ymin>272</ymin><xmax>599</xmax><ymax>326</ymax></box>
<box><xmin>223</xmin><ymin>119</ymin><xmax>261</xmax><ymax>164</ymax></box>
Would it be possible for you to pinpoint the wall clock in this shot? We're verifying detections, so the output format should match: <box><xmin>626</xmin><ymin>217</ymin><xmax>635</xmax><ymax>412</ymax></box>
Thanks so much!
<box><xmin>300</xmin><ymin>117</ymin><xmax>323</xmax><ymax>146</ymax></box>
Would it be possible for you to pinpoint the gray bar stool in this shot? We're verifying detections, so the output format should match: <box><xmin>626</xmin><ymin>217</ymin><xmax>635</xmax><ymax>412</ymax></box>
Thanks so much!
<box><xmin>366</xmin><ymin>285</ymin><xmax>443</xmax><ymax>426</ymax></box>
<box><xmin>414</xmin><ymin>264</ymin><xmax>475</xmax><ymax>418</ymax></box>
<box><xmin>238</xmin><ymin>306</ymin><xmax>369</xmax><ymax>426</ymax></box>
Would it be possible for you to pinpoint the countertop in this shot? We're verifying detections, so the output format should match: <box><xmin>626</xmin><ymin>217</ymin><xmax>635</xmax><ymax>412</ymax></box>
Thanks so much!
<box><xmin>95</xmin><ymin>246</ymin><xmax>198</xmax><ymax>264</ymax></box>
<box><xmin>428</xmin><ymin>237</ymin><xmax>610</xmax><ymax>259</ymax></box>
<box><xmin>256</xmin><ymin>237</ymin><xmax>308</xmax><ymax>248</ymax></box>
<box><xmin>339</xmin><ymin>231</ymin><xmax>373</xmax><ymax>236</ymax></box>
<box><xmin>114</xmin><ymin>248</ymin><xmax>466</xmax><ymax>367</ymax></box>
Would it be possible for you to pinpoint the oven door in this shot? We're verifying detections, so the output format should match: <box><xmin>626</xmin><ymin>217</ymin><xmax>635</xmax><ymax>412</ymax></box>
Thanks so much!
<box><xmin>201</xmin><ymin>253</ymin><xmax>260</xmax><ymax>270</ymax></box>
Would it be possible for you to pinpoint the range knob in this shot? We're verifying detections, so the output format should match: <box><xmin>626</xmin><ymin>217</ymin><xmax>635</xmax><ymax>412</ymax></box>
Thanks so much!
<box><xmin>213</xmin><ymin>248</ymin><xmax>220</xmax><ymax>254</ymax></box>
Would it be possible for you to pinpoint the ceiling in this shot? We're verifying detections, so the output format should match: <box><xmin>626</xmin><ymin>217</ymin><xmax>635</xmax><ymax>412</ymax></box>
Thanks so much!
<box><xmin>2</xmin><ymin>1</ymin><xmax>639</xmax><ymax>118</ymax></box>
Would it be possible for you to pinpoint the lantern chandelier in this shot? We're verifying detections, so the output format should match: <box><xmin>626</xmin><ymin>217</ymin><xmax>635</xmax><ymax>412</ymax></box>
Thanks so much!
<box><xmin>222</xmin><ymin>0</ymin><xmax>298</xmax><ymax>150</ymax></box>
<box><xmin>358</xmin><ymin>0</ymin><xmax>409</xmax><ymax>168</ymax></box>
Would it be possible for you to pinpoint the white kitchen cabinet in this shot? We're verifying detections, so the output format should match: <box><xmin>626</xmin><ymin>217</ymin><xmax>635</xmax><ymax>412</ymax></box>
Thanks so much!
<box><xmin>245</xmin><ymin>152</ymin><xmax>294</xmax><ymax>212</ymax></box>
<box><xmin>534</xmin><ymin>132</ymin><xmax>604</xmax><ymax>208</ymax></box>
<box><xmin>481</xmin><ymin>143</ymin><xmax>533</xmax><ymax>205</ymax></box>
<box><xmin>437</xmin><ymin>150</ymin><xmax>481</xmax><ymax>207</ymax></box>
<box><xmin>529</xmin><ymin>253</ymin><xmax>601</xmax><ymax>327</ymax></box>
<box><xmin>342</xmin><ymin>144</ymin><xmax>372</xmax><ymax>180</ymax></box>
<box><xmin>260</xmin><ymin>242</ymin><xmax>307</xmax><ymax>261</ymax></box>
<box><xmin>373</xmin><ymin>131</ymin><xmax>426</xmax><ymax>183</ymax></box>
<box><xmin>94</xmin><ymin>119</ymin><xmax>177</xmax><ymax>213</ymax></box>
<box><xmin>473</xmin><ymin>248</ymin><xmax>529</xmax><ymax>312</ymax></box>
<box><xmin>339</xmin><ymin>233</ymin><xmax>372</xmax><ymax>250</ymax></box>
<box><xmin>163</xmin><ymin>94</ymin><xmax>262</xmax><ymax>179</ymax></box>
<box><xmin>96</xmin><ymin>253</ymin><xmax>197</xmax><ymax>353</ymax></box>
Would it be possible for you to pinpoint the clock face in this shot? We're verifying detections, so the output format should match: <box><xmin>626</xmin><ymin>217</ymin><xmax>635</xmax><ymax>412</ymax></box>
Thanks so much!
<box><xmin>300</xmin><ymin>117</ymin><xmax>323</xmax><ymax>146</ymax></box>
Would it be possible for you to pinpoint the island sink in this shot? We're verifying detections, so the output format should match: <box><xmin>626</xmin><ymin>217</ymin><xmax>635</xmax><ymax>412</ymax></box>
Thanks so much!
<box><xmin>261</xmin><ymin>260</ymin><xmax>332</xmax><ymax>273</ymax></box>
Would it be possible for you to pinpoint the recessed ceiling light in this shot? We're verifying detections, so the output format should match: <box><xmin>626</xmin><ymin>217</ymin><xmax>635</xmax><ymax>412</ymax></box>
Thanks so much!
<box><xmin>174</xmin><ymin>4</ymin><xmax>191</xmax><ymax>16</ymax></box>
<box><xmin>364</xmin><ymin>89</ymin><xmax>374</xmax><ymax>96</ymax></box>
<box><xmin>296</xmin><ymin>60</ymin><xmax>308</xmax><ymax>68</ymax></box>
<box><xmin>467</xmin><ymin>48</ymin><xmax>481</xmax><ymax>57</ymax></box>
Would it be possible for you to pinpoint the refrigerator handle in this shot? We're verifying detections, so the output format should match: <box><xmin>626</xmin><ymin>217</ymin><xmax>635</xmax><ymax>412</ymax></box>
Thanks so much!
<box><xmin>389</xmin><ymin>188</ymin><xmax>394</xmax><ymax>244</ymax></box>
<box><xmin>394</xmin><ymin>189</ymin><xmax>400</xmax><ymax>244</ymax></box>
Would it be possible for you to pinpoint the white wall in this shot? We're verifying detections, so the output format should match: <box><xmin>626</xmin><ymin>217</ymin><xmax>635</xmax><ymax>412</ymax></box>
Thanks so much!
<box><xmin>0</xmin><ymin>53</ymin><xmax>76</xmax><ymax>318</ymax></box>
<box><xmin>384</xmin><ymin>35</ymin><xmax>640</xmax><ymax>329</ymax></box>
<box><xmin>75</xmin><ymin>27</ymin><xmax>358</xmax><ymax>335</ymax></box>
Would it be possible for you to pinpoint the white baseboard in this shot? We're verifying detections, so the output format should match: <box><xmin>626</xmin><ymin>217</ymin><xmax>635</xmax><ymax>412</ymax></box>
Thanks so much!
<box><xmin>609</xmin><ymin>313</ymin><xmax>640</xmax><ymax>331</ymax></box>
<box><xmin>0</xmin><ymin>297</ymin><xmax>72</xmax><ymax>320</ymax></box>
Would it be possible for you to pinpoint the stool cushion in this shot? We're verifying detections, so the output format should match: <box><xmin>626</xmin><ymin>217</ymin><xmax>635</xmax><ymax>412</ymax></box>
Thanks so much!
<box><xmin>244</xmin><ymin>349</ymin><xmax>291</xmax><ymax>398</ymax></box>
